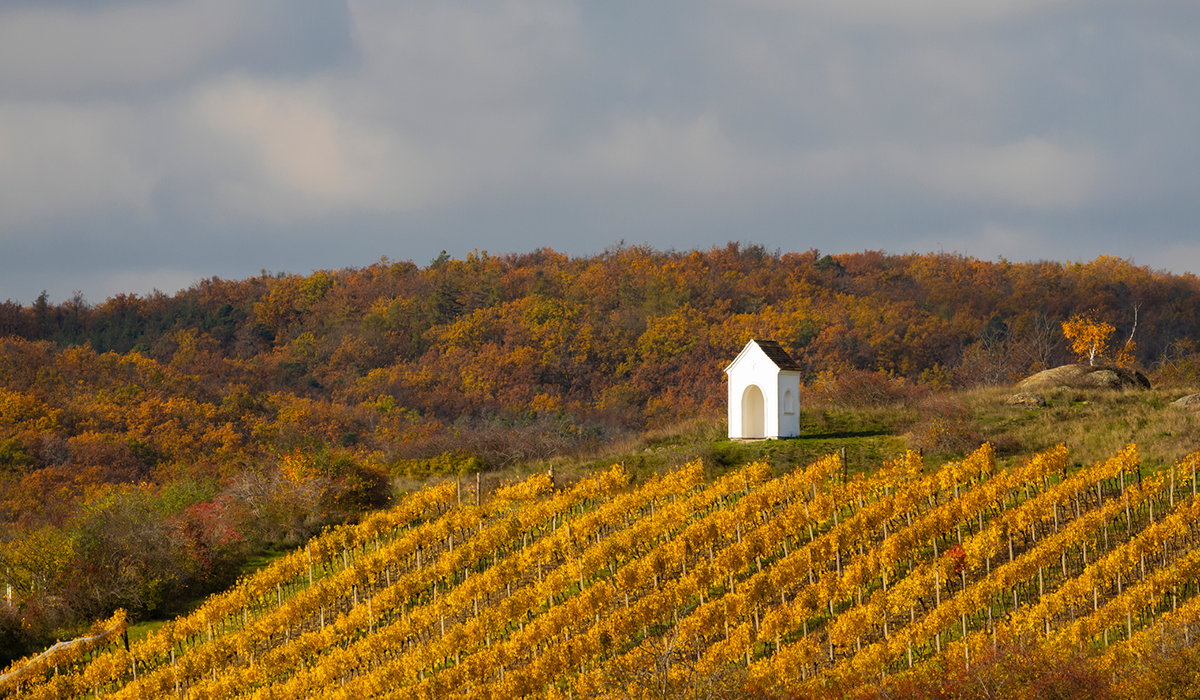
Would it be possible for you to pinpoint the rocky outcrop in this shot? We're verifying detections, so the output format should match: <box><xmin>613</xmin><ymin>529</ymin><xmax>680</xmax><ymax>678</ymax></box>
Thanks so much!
<box><xmin>1016</xmin><ymin>364</ymin><xmax>1150</xmax><ymax>392</ymax></box>
<box><xmin>1006</xmin><ymin>392</ymin><xmax>1046</xmax><ymax>407</ymax></box>
<box><xmin>1171</xmin><ymin>394</ymin><xmax>1200</xmax><ymax>409</ymax></box>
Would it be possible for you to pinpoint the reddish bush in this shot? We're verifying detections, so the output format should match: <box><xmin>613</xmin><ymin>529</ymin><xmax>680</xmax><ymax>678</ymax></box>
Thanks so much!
<box><xmin>68</xmin><ymin>433</ymin><xmax>152</xmax><ymax>484</ymax></box>
<box><xmin>905</xmin><ymin>397</ymin><xmax>982</xmax><ymax>457</ymax></box>
<box><xmin>809</xmin><ymin>370</ymin><xmax>927</xmax><ymax>409</ymax></box>
<box><xmin>944</xmin><ymin>543</ymin><xmax>967</xmax><ymax>576</ymax></box>
<box><xmin>850</xmin><ymin>634</ymin><xmax>1113</xmax><ymax>700</ymax></box>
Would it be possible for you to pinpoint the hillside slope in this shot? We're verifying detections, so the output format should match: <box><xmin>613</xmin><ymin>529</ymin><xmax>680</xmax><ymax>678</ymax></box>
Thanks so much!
<box><xmin>7</xmin><ymin>443</ymin><xmax>1200</xmax><ymax>699</ymax></box>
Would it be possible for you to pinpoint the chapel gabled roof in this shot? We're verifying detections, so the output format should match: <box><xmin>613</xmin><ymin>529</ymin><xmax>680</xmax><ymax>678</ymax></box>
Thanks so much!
<box><xmin>725</xmin><ymin>339</ymin><xmax>802</xmax><ymax>373</ymax></box>
<box><xmin>752</xmin><ymin>339</ymin><xmax>802</xmax><ymax>371</ymax></box>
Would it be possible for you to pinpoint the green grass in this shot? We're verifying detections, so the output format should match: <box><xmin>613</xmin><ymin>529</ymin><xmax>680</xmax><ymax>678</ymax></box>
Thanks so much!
<box><xmin>500</xmin><ymin>381</ymin><xmax>1200</xmax><ymax>494</ymax></box>
<box><xmin>237</xmin><ymin>546</ymin><xmax>292</xmax><ymax>579</ymax></box>
<box><xmin>960</xmin><ymin>384</ymin><xmax>1200</xmax><ymax>473</ymax></box>
<box><xmin>524</xmin><ymin>406</ymin><xmax>911</xmax><ymax>491</ymax></box>
<box><xmin>122</xmin><ymin>544</ymin><xmax>295</xmax><ymax>642</ymax></box>
<box><xmin>125</xmin><ymin>618</ymin><xmax>170</xmax><ymax>647</ymax></box>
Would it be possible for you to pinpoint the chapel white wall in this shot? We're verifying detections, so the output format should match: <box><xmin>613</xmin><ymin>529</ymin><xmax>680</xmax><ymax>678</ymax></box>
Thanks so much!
<box><xmin>726</xmin><ymin>341</ymin><xmax>800</xmax><ymax>439</ymax></box>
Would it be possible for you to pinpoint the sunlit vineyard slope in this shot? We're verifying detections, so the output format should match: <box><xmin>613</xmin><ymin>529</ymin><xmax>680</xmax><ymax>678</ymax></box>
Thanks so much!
<box><xmin>5</xmin><ymin>443</ymin><xmax>1200</xmax><ymax>699</ymax></box>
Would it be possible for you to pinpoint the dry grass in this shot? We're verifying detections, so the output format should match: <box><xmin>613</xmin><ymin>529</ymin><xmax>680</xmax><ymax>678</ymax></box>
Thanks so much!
<box><xmin>391</xmin><ymin>381</ymin><xmax>1200</xmax><ymax>500</ymax></box>
<box><xmin>958</xmin><ymin>383</ymin><xmax>1200</xmax><ymax>472</ymax></box>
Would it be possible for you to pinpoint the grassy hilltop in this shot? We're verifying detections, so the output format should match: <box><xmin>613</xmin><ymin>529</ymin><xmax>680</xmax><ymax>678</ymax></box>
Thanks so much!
<box><xmin>554</xmin><ymin>381</ymin><xmax>1200</xmax><ymax>485</ymax></box>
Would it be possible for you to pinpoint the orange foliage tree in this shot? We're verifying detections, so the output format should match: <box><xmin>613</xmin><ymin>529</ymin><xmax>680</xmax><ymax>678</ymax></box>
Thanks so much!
<box><xmin>1062</xmin><ymin>311</ymin><xmax>1136</xmax><ymax>367</ymax></box>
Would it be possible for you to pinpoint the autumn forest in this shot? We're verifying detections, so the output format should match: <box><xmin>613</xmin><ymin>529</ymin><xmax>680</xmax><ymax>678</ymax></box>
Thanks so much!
<box><xmin>3</xmin><ymin>244</ymin><xmax>1200</xmax><ymax>662</ymax></box>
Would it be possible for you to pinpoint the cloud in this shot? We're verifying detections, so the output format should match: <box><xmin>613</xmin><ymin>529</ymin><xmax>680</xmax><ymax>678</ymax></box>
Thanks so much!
<box><xmin>1</xmin><ymin>0</ymin><xmax>1198</xmax><ymax>306</ymax></box>
<box><xmin>575</xmin><ymin>131</ymin><xmax>1110</xmax><ymax>213</ymax></box>
<box><xmin>735</xmin><ymin>0</ymin><xmax>1086</xmax><ymax>30</ymax></box>
<box><xmin>0</xmin><ymin>0</ymin><xmax>251</xmax><ymax>94</ymax></box>
<box><xmin>157</xmin><ymin>0</ymin><xmax>595</xmax><ymax>225</ymax></box>
<box><xmin>187</xmin><ymin>77</ymin><xmax>436</xmax><ymax>222</ymax></box>
<box><xmin>0</xmin><ymin>101</ymin><xmax>154</xmax><ymax>230</ymax></box>
<box><xmin>580</xmin><ymin>114</ymin><xmax>755</xmax><ymax>195</ymax></box>
<box><xmin>0</xmin><ymin>0</ymin><xmax>354</xmax><ymax>98</ymax></box>
<box><xmin>341</xmin><ymin>0</ymin><xmax>590</xmax><ymax>193</ymax></box>
<box><xmin>349</xmin><ymin>0</ymin><xmax>584</xmax><ymax>101</ymax></box>
<box><xmin>888</xmin><ymin>137</ymin><xmax>1109</xmax><ymax>210</ymax></box>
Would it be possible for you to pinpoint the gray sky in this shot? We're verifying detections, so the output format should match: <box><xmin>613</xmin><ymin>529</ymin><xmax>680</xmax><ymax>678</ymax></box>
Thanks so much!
<box><xmin>2</xmin><ymin>0</ymin><xmax>1198</xmax><ymax>305</ymax></box>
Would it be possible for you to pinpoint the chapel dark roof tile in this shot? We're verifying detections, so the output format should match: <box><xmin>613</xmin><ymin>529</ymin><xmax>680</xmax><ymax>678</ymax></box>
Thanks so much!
<box><xmin>753</xmin><ymin>339</ymin><xmax>801</xmax><ymax>371</ymax></box>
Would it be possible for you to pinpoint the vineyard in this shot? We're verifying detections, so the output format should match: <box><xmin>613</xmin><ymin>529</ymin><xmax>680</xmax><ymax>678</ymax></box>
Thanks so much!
<box><xmin>4</xmin><ymin>443</ymin><xmax>1200</xmax><ymax>699</ymax></box>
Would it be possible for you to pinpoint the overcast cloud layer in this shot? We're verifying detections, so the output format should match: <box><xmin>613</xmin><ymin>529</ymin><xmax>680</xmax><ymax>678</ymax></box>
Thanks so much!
<box><xmin>1</xmin><ymin>0</ymin><xmax>1197</xmax><ymax>304</ymax></box>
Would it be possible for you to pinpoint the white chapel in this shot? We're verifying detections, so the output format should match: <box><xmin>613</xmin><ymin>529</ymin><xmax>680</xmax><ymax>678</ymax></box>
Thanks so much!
<box><xmin>724</xmin><ymin>339</ymin><xmax>801</xmax><ymax>439</ymax></box>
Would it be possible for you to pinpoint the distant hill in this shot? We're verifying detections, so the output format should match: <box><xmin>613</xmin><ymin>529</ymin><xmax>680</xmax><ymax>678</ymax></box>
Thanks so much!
<box><xmin>3</xmin><ymin>247</ymin><xmax>1196</xmax><ymax>436</ymax></box>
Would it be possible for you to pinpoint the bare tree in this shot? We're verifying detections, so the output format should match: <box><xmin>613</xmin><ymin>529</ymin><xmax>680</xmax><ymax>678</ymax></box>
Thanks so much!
<box><xmin>589</xmin><ymin>625</ymin><xmax>746</xmax><ymax>700</ymax></box>
<box><xmin>1010</xmin><ymin>312</ymin><xmax>1065</xmax><ymax>373</ymax></box>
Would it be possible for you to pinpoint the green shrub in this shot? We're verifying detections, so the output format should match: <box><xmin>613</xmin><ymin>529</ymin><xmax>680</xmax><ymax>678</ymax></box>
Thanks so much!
<box><xmin>388</xmin><ymin>450</ymin><xmax>485</xmax><ymax>478</ymax></box>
